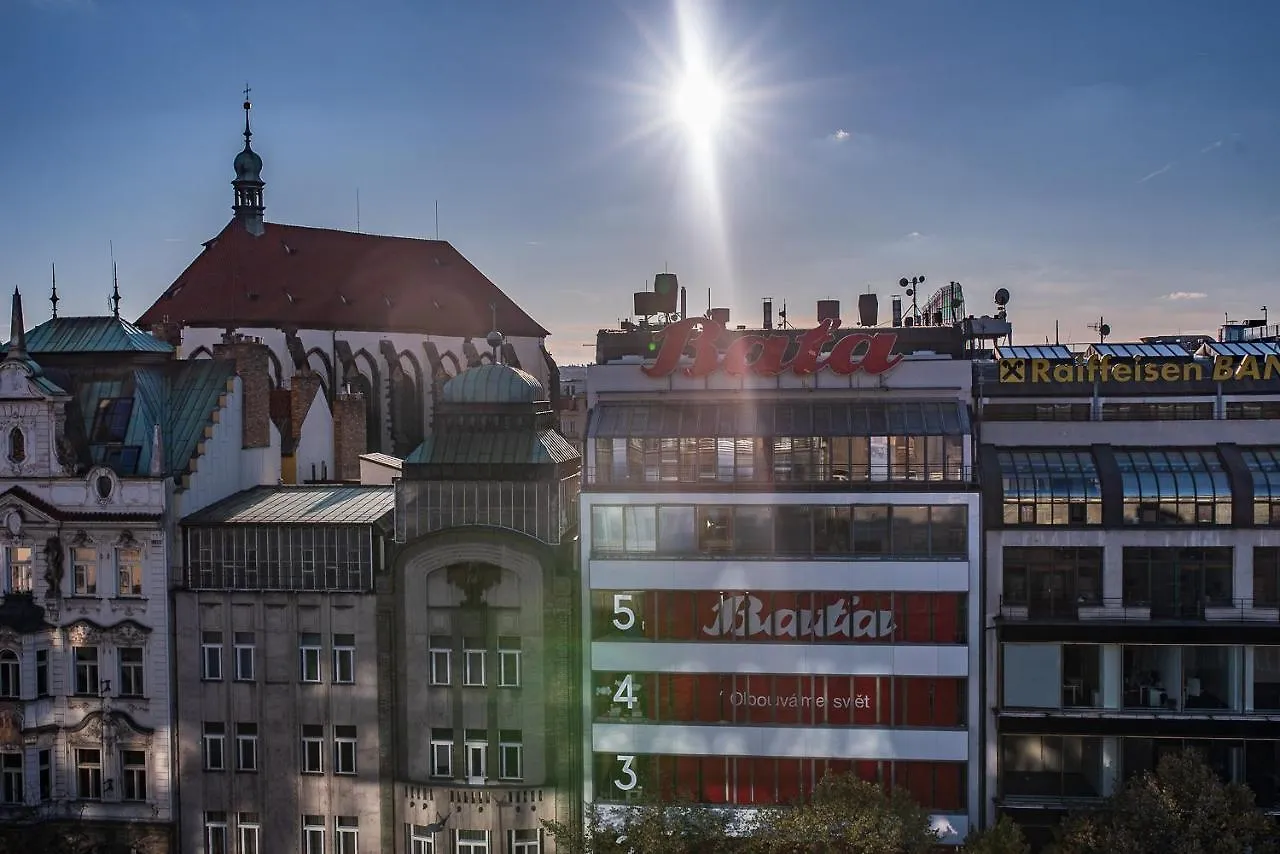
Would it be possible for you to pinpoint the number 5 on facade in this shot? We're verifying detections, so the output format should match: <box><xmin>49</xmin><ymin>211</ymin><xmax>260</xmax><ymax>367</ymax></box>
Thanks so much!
<box><xmin>611</xmin><ymin>593</ymin><xmax>636</xmax><ymax>631</ymax></box>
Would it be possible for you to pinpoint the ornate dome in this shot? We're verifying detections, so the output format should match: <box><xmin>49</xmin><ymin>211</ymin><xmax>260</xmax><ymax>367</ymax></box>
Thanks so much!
<box><xmin>234</xmin><ymin>144</ymin><xmax>263</xmax><ymax>182</ymax></box>
<box><xmin>441</xmin><ymin>363</ymin><xmax>546</xmax><ymax>405</ymax></box>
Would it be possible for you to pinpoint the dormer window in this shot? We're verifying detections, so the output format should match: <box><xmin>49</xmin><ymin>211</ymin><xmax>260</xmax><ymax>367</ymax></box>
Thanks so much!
<box><xmin>7</xmin><ymin>428</ymin><xmax>24</xmax><ymax>464</ymax></box>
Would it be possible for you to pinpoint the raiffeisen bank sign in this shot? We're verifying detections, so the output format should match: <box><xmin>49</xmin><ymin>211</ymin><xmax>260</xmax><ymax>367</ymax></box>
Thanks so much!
<box><xmin>999</xmin><ymin>353</ymin><xmax>1280</xmax><ymax>384</ymax></box>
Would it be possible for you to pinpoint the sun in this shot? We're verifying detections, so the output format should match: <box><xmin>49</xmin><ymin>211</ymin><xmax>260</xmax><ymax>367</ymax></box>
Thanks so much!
<box><xmin>672</xmin><ymin>67</ymin><xmax>725</xmax><ymax>137</ymax></box>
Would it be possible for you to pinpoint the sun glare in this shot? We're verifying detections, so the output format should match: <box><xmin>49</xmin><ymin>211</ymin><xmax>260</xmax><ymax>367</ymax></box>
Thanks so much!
<box><xmin>672</xmin><ymin>66</ymin><xmax>725</xmax><ymax>137</ymax></box>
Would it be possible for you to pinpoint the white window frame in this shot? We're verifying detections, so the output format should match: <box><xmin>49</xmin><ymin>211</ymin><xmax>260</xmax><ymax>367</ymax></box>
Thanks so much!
<box><xmin>429</xmin><ymin>738</ymin><xmax>453</xmax><ymax>778</ymax></box>
<box><xmin>299</xmin><ymin>634</ymin><xmax>322</xmax><ymax>683</ymax></box>
<box><xmin>233</xmin><ymin>633</ymin><xmax>255</xmax><ymax>681</ymax></box>
<box><xmin>335</xmin><ymin>817</ymin><xmax>358</xmax><ymax>854</ymax></box>
<box><xmin>71</xmin><ymin>547</ymin><xmax>97</xmax><ymax>596</ymax></box>
<box><xmin>333</xmin><ymin>634</ymin><xmax>355</xmax><ymax>684</ymax></box>
<box><xmin>409</xmin><ymin>825</ymin><xmax>435</xmax><ymax>854</ymax></box>
<box><xmin>510</xmin><ymin>829</ymin><xmax>541</xmax><ymax>854</ymax></box>
<box><xmin>237</xmin><ymin>815</ymin><xmax>260</xmax><ymax>854</ymax></box>
<box><xmin>76</xmin><ymin>747</ymin><xmax>102</xmax><ymax>799</ymax></box>
<box><xmin>203</xmin><ymin>722</ymin><xmax>226</xmax><ymax>771</ymax></box>
<box><xmin>464</xmin><ymin>739</ymin><xmax>487</xmax><ymax>784</ymax></box>
<box><xmin>116</xmin><ymin>546</ymin><xmax>143</xmax><ymax>597</ymax></box>
<box><xmin>498</xmin><ymin>640</ymin><xmax>521</xmax><ymax>688</ymax></box>
<box><xmin>456</xmin><ymin>829</ymin><xmax>490</xmax><ymax>854</ymax></box>
<box><xmin>5</xmin><ymin>546</ymin><xmax>31</xmax><ymax>595</ymax></box>
<box><xmin>0</xmin><ymin>650</ymin><xmax>18</xmax><ymax>699</ymax></box>
<box><xmin>499</xmin><ymin>737</ymin><xmax>523</xmax><ymax>781</ymax></box>
<box><xmin>236</xmin><ymin>723</ymin><xmax>258</xmax><ymax>772</ymax></box>
<box><xmin>73</xmin><ymin>646</ymin><xmax>99</xmax><ymax>695</ymax></box>
<box><xmin>302</xmin><ymin>815</ymin><xmax>325</xmax><ymax>854</ymax></box>
<box><xmin>463</xmin><ymin>647</ymin><xmax>486</xmax><ymax>687</ymax></box>
<box><xmin>0</xmin><ymin>752</ymin><xmax>22</xmax><ymax>804</ymax></box>
<box><xmin>205</xmin><ymin>813</ymin><xmax>229</xmax><ymax>854</ymax></box>
<box><xmin>334</xmin><ymin>726</ymin><xmax>357</xmax><ymax>775</ymax></box>
<box><xmin>429</xmin><ymin>647</ymin><xmax>451</xmax><ymax>686</ymax></box>
<box><xmin>301</xmin><ymin>725</ymin><xmax>324</xmax><ymax>774</ymax></box>
<box><xmin>121</xmin><ymin>749</ymin><xmax>147</xmax><ymax>801</ymax></box>
<box><xmin>201</xmin><ymin>632</ymin><xmax>223</xmax><ymax>681</ymax></box>
<box><xmin>118</xmin><ymin>646</ymin><xmax>144</xmax><ymax>697</ymax></box>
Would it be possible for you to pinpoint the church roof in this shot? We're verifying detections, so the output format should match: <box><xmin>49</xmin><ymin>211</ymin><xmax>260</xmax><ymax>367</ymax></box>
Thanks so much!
<box><xmin>137</xmin><ymin>220</ymin><xmax>549</xmax><ymax>338</ymax></box>
<box><xmin>441</xmin><ymin>363</ymin><xmax>547</xmax><ymax>405</ymax></box>
<box><xmin>19</xmin><ymin>316</ymin><xmax>175</xmax><ymax>355</ymax></box>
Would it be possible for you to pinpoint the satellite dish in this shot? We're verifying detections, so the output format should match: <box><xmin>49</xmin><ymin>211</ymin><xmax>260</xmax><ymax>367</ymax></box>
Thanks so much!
<box><xmin>1100</xmin><ymin>324</ymin><xmax>1111</xmax><ymax>337</ymax></box>
<box><xmin>994</xmin><ymin>288</ymin><xmax>1011</xmax><ymax>307</ymax></box>
<box><xmin>899</xmin><ymin>278</ymin><xmax>909</xmax><ymax>288</ymax></box>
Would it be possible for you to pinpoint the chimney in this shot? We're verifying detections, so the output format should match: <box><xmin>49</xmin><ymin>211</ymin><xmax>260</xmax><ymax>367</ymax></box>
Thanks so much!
<box><xmin>289</xmin><ymin>369</ymin><xmax>323</xmax><ymax>442</ymax></box>
<box><xmin>762</xmin><ymin>298</ymin><xmax>773</xmax><ymax>330</ymax></box>
<box><xmin>213</xmin><ymin>335</ymin><xmax>272</xmax><ymax>449</ymax></box>
<box><xmin>150</xmin><ymin>318</ymin><xmax>182</xmax><ymax>347</ymax></box>
<box><xmin>332</xmin><ymin>388</ymin><xmax>367</xmax><ymax>481</ymax></box>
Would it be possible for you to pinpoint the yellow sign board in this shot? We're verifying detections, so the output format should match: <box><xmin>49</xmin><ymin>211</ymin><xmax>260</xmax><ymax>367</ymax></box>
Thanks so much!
<box><xmin>998</xmin><ymin>355</ymin><xmax>1280</xmax><ymax>384</ymax></box>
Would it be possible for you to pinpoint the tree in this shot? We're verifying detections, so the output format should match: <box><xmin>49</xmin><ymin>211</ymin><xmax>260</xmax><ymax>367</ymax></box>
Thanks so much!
<box><xmin>749</xmin><ymin>771</ymin><xmax>939</xmax><ymax>854</ymax></box>
<box><xmin>961</xmin><ymin>815</ymin><xmax>1030</xmax><ymax>854</ymax></box>
<box><xmin>544</xmin><ymin>797</ymin><xmax>737</xmax><ymax>854</ymax></box>
<box><xmin>1051</xmin><ymin>748</ymin><xmax>1277</xmax><ymax>854</ymax></box>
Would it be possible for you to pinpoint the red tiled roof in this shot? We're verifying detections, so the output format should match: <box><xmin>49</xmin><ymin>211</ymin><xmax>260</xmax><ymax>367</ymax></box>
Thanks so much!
<box><xmin>137</xmin><ymin>220</ymin><xmax>549</xmax><ymax>338</ymax></box>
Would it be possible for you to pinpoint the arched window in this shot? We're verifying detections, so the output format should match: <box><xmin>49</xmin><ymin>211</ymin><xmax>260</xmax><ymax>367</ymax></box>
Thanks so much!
<box><xmin>0</xmin><ymin>650</ymin><xmax>18</xmax><ymax>698</ymax></box>
<box><xmin>7</xmin><ymin>427</ymin><xmax>23</xmax><ymax>463</ymax></box>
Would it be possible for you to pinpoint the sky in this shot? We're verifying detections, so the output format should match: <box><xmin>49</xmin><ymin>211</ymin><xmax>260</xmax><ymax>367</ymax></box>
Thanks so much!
<box><xmin>2</xmin><ymin>0</ymin><xmax>1278</xmax><ymax>364</ymax></box>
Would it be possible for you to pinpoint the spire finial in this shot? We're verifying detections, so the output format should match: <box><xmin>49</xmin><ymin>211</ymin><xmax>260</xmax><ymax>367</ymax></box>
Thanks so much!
<box><xmin>485</xmin><ymin>302</ymin><xmax>505</xmax><ymax>363</ymax></box>
<box><xmin>109</xmin><ymin>240</ymin><xmax>121</xmax><ymax>319</ymax></box>
<box><xmin>243</xmin><ymin>82</ymin><xmax>253</xmax><ymax>144</ymax></box>
<box><xmin>50</xmin><ymin>262</ymin><xmax>59</xmax><ymax>320</ymax></box>
<box><xmin>8</xmin><ymin>288</ymin><xmax>26</xmax><ymax>361</ymax></box>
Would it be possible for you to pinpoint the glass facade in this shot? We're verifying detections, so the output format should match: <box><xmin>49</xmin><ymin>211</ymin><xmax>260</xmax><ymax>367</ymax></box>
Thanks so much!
<box><xmin>186</xmin><ymin>525</ymin><xmax>375</xmax><ymax>591</ymax></box>
<box><xmin>590</xmin><ymin>503</ymin><xmax>967</xmax><ymax>559</ymax></box>
<box><xmin>998</xmin><ymin>451</ymin><xmax>1102</xmax><ymax>526</ymax></box>
<box><xmin>1114</xmin><ymin>449</ymin><xmax>1232</xmax><ymax>526</ymax></box>
<box><xmin>1241</xmin><ymin>448</ymin><xmax>1280</xmax><ymax>526</ymax></box>
<box><xmin>1001</xmin><ymin>548</ymin><xmax>1103</xmax><ymax>616</ymax></box>
<box><xmin>1122</xmin><ymin>547</ymin><xmax>1233</xmax><ymax>616</ymax></box>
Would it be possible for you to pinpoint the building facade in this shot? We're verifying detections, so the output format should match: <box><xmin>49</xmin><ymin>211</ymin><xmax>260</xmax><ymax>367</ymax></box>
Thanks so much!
<box><xmin>580</xmin><ymin>310</ymin><xmax>983</xmax><ymax>842</ymax></box>
<box><xmin>980</xmin><ymin>340</ymin><xmax>1280</xmax><ymax>848</ymax></box>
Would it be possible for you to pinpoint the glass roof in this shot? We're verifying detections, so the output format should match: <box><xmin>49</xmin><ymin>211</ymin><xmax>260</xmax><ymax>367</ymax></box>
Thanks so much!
<box><xmin>1114</xmin><ymin>449</ymin><xmax>1230</xmax><ymax>502</ymax></box>
<box><xmin>1241</xmin><ymin>448</ymin><xmax>1280</xmax><ymax>501</ymax></box>
<box><xmin>1198</xmin><ymin>341</ymin><xmax>1280</xmax><ymax>359</ymax></box>
<box><xmin>994</xmin><ymin>345</ymin><xmax>1074</xmax><ymax>361</ymax></box>
<box><xmin>1090</xmin><ymin>342</ymin><xmax>1190</xmax><ymax>359</ymax></box>
<box><xmin>997</xmin><ymin>449</ymin><xmax>1101</xmax><ymax>501</ymax></box>
<box><xmin>588</xmin><ymin>401</ymin><xmax>971</xmax><ymax>438</ymax></box>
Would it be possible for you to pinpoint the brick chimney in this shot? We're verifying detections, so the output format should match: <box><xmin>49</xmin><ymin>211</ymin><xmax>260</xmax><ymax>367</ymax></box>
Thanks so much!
<box><xmin>150</xmin><ymin>318</ymin><xmax>182</xmax><ymax>348</ymax></box>
<box><xmin>289</xmin><ymin>370</ymin><xmax>323</xmax><ymax>442</ymax></box>
<box><xmin>332</xmin><ymin>389</ymin><xmax>367</xmax><ymax>481</ymax></box>
<box><xmin>213</xmin><ymin>335</ymin><xmax>272</xmax><ymax>449</ymax></box>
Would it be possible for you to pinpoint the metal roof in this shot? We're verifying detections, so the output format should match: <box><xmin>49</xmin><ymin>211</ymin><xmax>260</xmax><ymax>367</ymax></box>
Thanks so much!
<box><xmin>588</xmin><ymin>400</ymin><xmax>971</xmax><ymax>439</ymax></box>
<box><xmin>19</xmin><ymin>316</ymin><xmax>175</xmax><ymax>355</ymax></box>
<box><xmin>183</xmin><ymin>485</ymin><xmax>395</xmax><ymax>526</ymax></box>
<box><xmin>1197</xmin><ymin>341</ymin><xmax>1280</xmax><ymax>359</ymax></box>
<box><xmin>1089</xmin><ymin>342</ymin><xmax>1190</xmax><ymax>359</ymax></box>
<box><xmin>441</xmin><ymin>364</ymin><xmax>547</xmax><ymax>405</ymax></box>
<box><xmin>359</xmin><ymin>452</ymin><xmax>403</xmax><ymax>470</ymax></box>
<box><xmin>405</xmin><ymin>429</ymin><xmax>578</xmax><ymax>466</ymax></box>
<box><xmin>994</xmin><ymin>345</ymin><xmax>1075</xmax><ymax>361</ymax></box>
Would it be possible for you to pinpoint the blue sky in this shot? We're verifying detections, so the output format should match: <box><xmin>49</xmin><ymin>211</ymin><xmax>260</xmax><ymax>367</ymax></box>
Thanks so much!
<box><xmin>2</xmin><ymin>0</ymin><xmax>1277</xmax><ymax>362</ymax></box>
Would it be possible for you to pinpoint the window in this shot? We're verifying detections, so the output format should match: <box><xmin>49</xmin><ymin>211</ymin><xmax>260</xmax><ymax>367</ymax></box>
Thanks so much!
<box><xmin>429</xmin><ymin>637</ymin><xmax>450</xmax><ymax>686</ymax></box>
<box><xmin>92</xmin><ymin>397</ymin><xmax>134</xmax><ymax>443</ymax></box>
<box><xmin>238</xmin><ymin>813</ymin><xmax>261</xmax><ymax>854</ymax></box>
<box><xmin>510</xmin><ymin>829</ymin><xmax>541</xmax><ymax>854</ymax></box>
<box><xmin>456</xmin><ymin>830</ymin><xmax>490</xmax><ymax>854</ymax></box>
<box><xmin>35</xmin><ymin>649</ymin><xmax>47</xmax><ymax>696</ymax></box>
<box><xmin>997</xmin><ymin>449</ymin><xmax>1102</xmax><ymax>527</ymax></box>
<box><xmin>498</xmin><ymin>637</ymin><xmax>522</xmax><ymax>688</ymax></box>
<box><xmin>464</xmin><ymin>731</ymin><xmax>487</xmax><ymax>782</ymax></box>
<box><xmin>233</xmin><ymin>632</ymin><xmax>255</xmax><ymax>681</ymax></box>
<box><xmin>1115</xmin><ymin>448</ymin><xmax>1232</xmax><ymax>526</ymax></box>
<box><xmin>72</xmin><ymin>547</ymin><xmax>97</xmax><ymax>595</ymax></box>
<box><xmin>409</xmin><ymin>824</ymin><xmax>435</xmax><ymax>854</ymax></box>
<box><xmin>116</xmin><ymin>547</ymin><xmax>143</xmax><ymax>597</ymax></box>
<box><xmin>1243</xmin><ymin>448</ymin><xmax>1280</xmax><ymax>526</ymax></box>
<box><xmin>37</xmin><ymin>750</ymin><xmax>50</xmax><ymax>801</ymax></box>
<box><xmin>121</xmin><ymin>749</ymin><xmax>146</xmax><ymax>801</ymax></box>
<box><xmin>1259</xmin><ymin>549</ymin><xmax>1280</xmax><ymax>608</ymax></box>
<box><xmin>1123</xmin><ymin>547</ymin><xmax>1234</xmax><ymax>617</ymax></box>
<box><xmin>301</xmin><ymin>725</ymin><xmax>324</xmax><ymax>774</ymax></box>
<box><xmin>334</xmin><ymin>725</ymin><xmax>357</xmax><ymax>775</ymax></box>
<box><xmin>203</xmin><ymin>722</ymin><xmax>226</xmax><ymax>771</ymax></box>
<box><xmin>0</xmin><ymin>753</ymin><xmax>21</xmax><ymax>804</ymax></box>
<box><xmin>0</xmin><ymin>651</ymin><xmax>17</xmax><ymax>698</ymax></box>
<box><xmin>335</xmin><ymin>817</ymin><xmax>358</xmax><ymax>854</ymax></box>
<box><xmin>5</xmin><ymin>546</ymin><xmax>31</xmax><ymax>594</ymax></box>
<box><xmin>1001</xmin><ymin>735</ymin><xmax>1104</xmax><ymax>798</ymax></box>
<box><xmin>299</xmin><ymin>633</ymin><xmax>322</xmax><ymax>683</ymax></box>
<box><xmin>205</xmin><ymin>811</ymin><xmax>229</xmax><ymax>854</ymax></box>
<box><xmin>430</xmin><ymin>729</ymin><xmax>453</xmax><ymax>778</ymax></box>
<box><xmin>333</xmin><ymin>634</ymin><xmax>355</xmax><ymax>684</ymax></box>
<box><xmin>73</xmin><ymin>646</ymin><xmax>99</xmax><ymax>695</ymax></box>
<box><xmin>499</xmin><ymin>731</ymin><xmax>523</xmax><ymax>780</ymax></box>
<box><xmin>463</xmin><ymin>640</ymin><xmax>486</xmax><ymax>687</ymax></box>
<box><xmin>1002</xmin><ymin>547</ymin><xmax>1104</xmax><ymax>617</ymax></box>
<box><xmin>7</xmin><ymin>427</ymin><xmax>23</xmax><ymax>463</ymax></box>
<box><xmin>236</xmin><ymin>723</ymin><xmax>258</xmax><ymax>772</ymax></box>
<box><xmin>302</xmin><ymin>815</ymin><xmax>325</xmax><ymax>854</ymax></box>
<box><xmin>118</xmin><ymin>647</ymin><xmax>144</xmax><ymax>697</ymax></box>
<box><xmin>76</xmin><ymin>748</ymin><xmax>101</xmax><ymax>799</ymax></box>
<box><xmin>201</xmin><ymin>631</ymin><xmax>223</xmax><ymax>681</ymax></box>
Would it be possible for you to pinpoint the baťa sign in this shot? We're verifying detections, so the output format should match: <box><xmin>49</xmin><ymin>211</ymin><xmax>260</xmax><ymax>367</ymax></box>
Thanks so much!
<box><xmin>643</xmin><ymin>317</ymin><xmax>903</xmax><ymax>379</ymax></box>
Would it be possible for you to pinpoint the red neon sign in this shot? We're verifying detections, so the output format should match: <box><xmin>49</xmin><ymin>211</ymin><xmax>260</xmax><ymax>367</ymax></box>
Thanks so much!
<box><xmin>641</xmin><ymin>317</ymin><xmax>903</xmax><ymax>379</ymax></box>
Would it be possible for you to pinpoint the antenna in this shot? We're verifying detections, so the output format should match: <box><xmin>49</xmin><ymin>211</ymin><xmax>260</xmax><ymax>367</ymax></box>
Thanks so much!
<box><xmin>1054</xmin><ymin>320</ymin><xmax>1059</xmax><ymax>345</ymax></box>
<box><xmin>356</xmin><ymin>188</ymin><xmax>361</xmax><ymax>233</ymax></box>
<box><xmin>50</xmin><ymin>262</ymin><xmax>59</xmax><ymax>319</ymax></box>
<box><xmin>434</xmin><ymin>200</ymin><xmax>440</xmax><ymax>240</ymax></box>
<box><xmin>109</xmin><ymin>240</ymin><xmax>121</xmax><ymax>318</ymax></box>
<box><xmin>1087</xmin><ymin>316</ymin><xmax>1111</xmax><ymax>343</ymax></box>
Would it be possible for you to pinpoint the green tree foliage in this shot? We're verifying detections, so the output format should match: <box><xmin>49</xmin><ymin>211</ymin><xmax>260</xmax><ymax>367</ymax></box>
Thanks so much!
<box><xmin>961</xmin><ymin>815</ymin><xmax>1030</xmax><ymax>854</ymax></box>
<box><xmin>749</xmin><ymin>771</ymin><xmax>939</xmax><ymax>854</ymax></box>
<box><xmin>1051</xmin><ymin>748</ymin><xmax>1278</xmax><ymax>854</ymax></box>
<box><xmin>543</xmin><ymin>798</ymin><xmax>737</xmax><ymax>854</ymax></box>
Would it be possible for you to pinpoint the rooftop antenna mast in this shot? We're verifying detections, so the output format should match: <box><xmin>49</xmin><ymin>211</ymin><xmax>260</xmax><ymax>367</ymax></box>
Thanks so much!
<box><xmin>434</xmin><ymin>200</ymin><xmax>439</xmax><ymax>240</ymax></box>
<box><xmin>1087</xmin><ymin>316</ymin><xmax>1111</xmax><ymax>344</ymax></box>
<box><xmin>356</xmin><ymin>188</ymin><xmax>361</xmax><ymax>233</ymax></box>
<box><xmin>109</xmin><ymin>240</ymin><xmax>121</xmax><ymax>319</ymax></box>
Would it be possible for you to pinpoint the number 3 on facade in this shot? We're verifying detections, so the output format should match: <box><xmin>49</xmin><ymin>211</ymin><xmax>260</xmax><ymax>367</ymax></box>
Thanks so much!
<box><xmin>611</xmin><ymin>593</ymin><xmax>636</xmax><ymax>631</ymax></box>
<box><xmin>614</xmin><ymin>755</ymin><xmax>638</xmax><ymax>791</ymax></box>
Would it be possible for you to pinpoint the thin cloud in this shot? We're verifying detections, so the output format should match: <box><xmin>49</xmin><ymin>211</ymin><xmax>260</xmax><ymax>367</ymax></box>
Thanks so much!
<box><xmin>907</xmin><ymin>231</ymin><xmax>922</xmax><ymax>239</ymax></box>
<box><xmin>829</xmin><ymin>129</ymin><xmax>851</xmax><ymax>142</ymax></box>
<box><xmin>1200</xmin><ymin>139</ymin><xmax>1223</xmax><ymax>154</ymax></box>
<box><xmin>1163</xmin><ymin>291</ymin><xmax>1207</xmax><ymax>301</ymax></box>
<box><xmin>1138</xmin><ymin>162</ymin><xmax>1175</xmax><ymax>183</ymax></box>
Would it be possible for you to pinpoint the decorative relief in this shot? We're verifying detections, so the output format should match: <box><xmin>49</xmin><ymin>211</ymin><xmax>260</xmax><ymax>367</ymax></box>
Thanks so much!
<box><xmin>55</xmin><ymin>431</ymin><xmax>79</xmax><ymax>476</ymax></box>
<box><xmin>108</xmin><ymin>601</ymin><xmax>144</xmax><ymax>618</ymax></box>
<box><xmin>42</xmin><ymin>536</ymin><xmax>63</xmax><ymax>599</ymax></box>
<box><xmin>65</xmin><ymin>622</ymin><xmax>102</xmax><ymax>645</ymax></box>
<box><xmin>115</xmin><ymin>530</ymin><xmax>138</xmax><ymax>549</ymax></box>
<box><xmin>70</xmin><ymin>530</ymin><xmax>93</xmax><ymax>547</ymax></box>
<box><xmin>0</xmin><ymin>707</ymin><xmax>22</xmax><ymax>751</ymax></box>
<box><xmin>2</xmin><ymin>510</ymin><xmax>21</xmax><ymax>539</ymax></box>
<box><xmin>112</xmin><ymin>623</ymin><xmax>147</xmax><ymax>646</ymax></box>
<box><xmin>0</xmin><ymin>628</ymin><xmax>18</xmax><ymax>649</ymax></box>
<box><xmin>68</xmin><ymin>715</ymin><xmax>103</xmax><ymax>747</ymax></box>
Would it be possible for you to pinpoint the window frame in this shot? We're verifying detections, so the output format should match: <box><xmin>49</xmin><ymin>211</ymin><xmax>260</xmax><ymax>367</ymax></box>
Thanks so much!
<box><xmin>499</xmin><ymin>734</ymin><xmax>523</xmax><ymax>781</ymax></box>
<box><xmin>0</xmin><ymin>753</ymin><xmax>22</xmax><ymax>805</ymax></box>
<box><xmin>235</xmin><ymin>722</ymin><xmax>258</xmax><ymax>772</ymax></box>
<box><xmin>115</xmin><ymin>546</ymin><xmax>143</xmax><ymax>597</ymax></box>
<box><xmin>200</xmin><ymin>632</ymin><xmax>223</xmax><ymax>681</ymax></box>
<box><xmin>71</xmin><ymin>546</ymin><xmax>98</xmax><ymax>596</ymax></box>
<box><xmin>300</xmin><ymin>725</ymin><xmax>324</xmax><ymax>774</ymax></box>
<box><xmin>429</xmin><ymin>644</ymin><xmax>451</xmax><ymax>686</ymax></box>
<box><xmin>463</xmin><ymin>644</ymin><xmax>486</xmax><ymax>687</ymax></box>
<box><xmin>4</xmin><ymin>545</ymin><xmax>31</xmax><ymax>595</ymax></box>
<box><xmin>203</xmin><ymin>722</ymin><xmax>226</xmax><ymax>771</ymax></box>
<box><xmin>335</xmin><ymin>817</ymin><xmax>359</xmax><ymax>854</ymax></box>
<box><xmin>302</xmin><ymin>815</ymin><xmax>325</xmax><ymax>854</ymax></box>
<box><xmin>334</xmin><ymin>725</ymin><xmax>358</xmax><ymax>775</ymax></box>
<box><xmin>118</xmin><ymin>646</ymin><xmax>144</xmax><ymax>697</ymax></box>
<box><xmin>205</xmin><ymin>812</ymin><xmax>229</xmax><ymax>854</ymax></box>
<box><xmin>76</xmin><ymin>747</ymin><xmax>102</xmax><ymax>800</ymax></box>
<box><xmin>333</xmin><ymin>634</ymin><xmax>355</xmax><ymax>685</ymax></box>
<box><xmin>73</xmin><ymin>646</ymin><xmax>99</xmax><ymax>696</ymax></box>
<box><xmin>238</xmin><ymin>814</ymin><xmax>261</xmax><ymax>854</ymax></box>
<box><xmin>430</xmin><ymin>735</ymin><xmax>453</xmax><ymax>779</ymax></box>
<box><xmin>233</xmin><ymin>633</ymin><xmax>255</xmax><ymax>681</ymax></box>
<box><xmin>121</xmin><ymin>749</ymin><xmax>147</xmax><ymax>801</ymax></box>
<box><xmin>498</xmin><ymin>638</ymin><xmax>522</xmax><ymax>688</ymax></box>
<box><xmin>0</xmin><ymin>650</ymin><xmax>18</xmax><ymax>699</ymax></box>
<box><xmin>299</xmin><ymin>634</ymin><xmax>322</xmax><ymax>683</ymax></box>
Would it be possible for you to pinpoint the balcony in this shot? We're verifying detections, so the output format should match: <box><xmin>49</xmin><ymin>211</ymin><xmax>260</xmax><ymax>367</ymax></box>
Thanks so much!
<box><xmin>997</xmin><ymin>595</ymin><xmax>1280</xmax><ymax>624</ymax></box>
